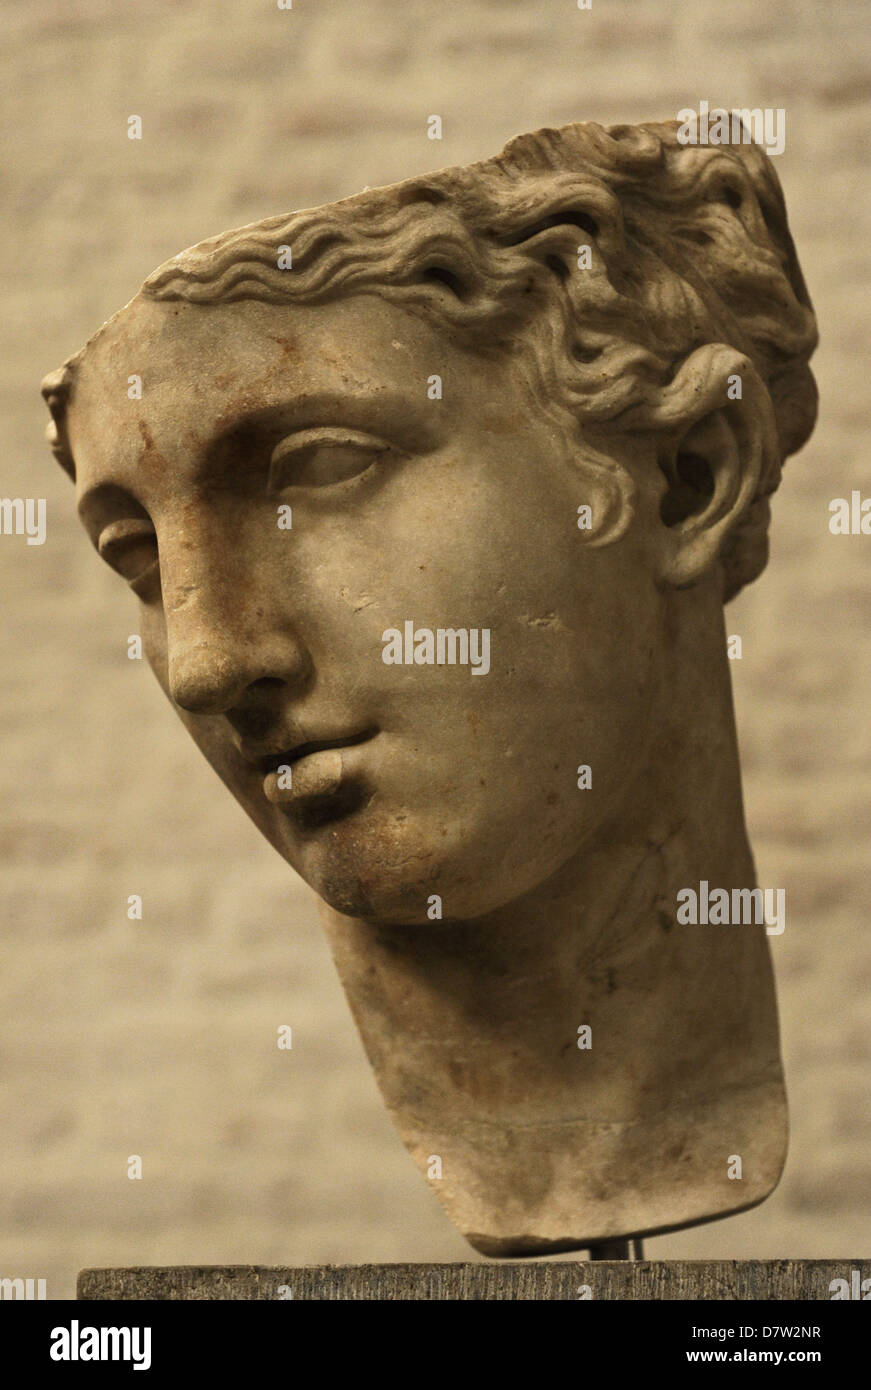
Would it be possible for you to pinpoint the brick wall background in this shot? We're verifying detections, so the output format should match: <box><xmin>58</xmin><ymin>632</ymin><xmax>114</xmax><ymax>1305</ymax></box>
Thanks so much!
<box><xmin>1</xmin><ymin>0</ymin><xmax>869</xmax><ymax>1298</ymax></box>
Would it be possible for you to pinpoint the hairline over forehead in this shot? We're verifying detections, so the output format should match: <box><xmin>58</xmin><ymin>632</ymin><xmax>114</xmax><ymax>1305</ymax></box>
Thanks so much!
<box><xmin>41</xmin><ymin>114</ymin><xmax>818</xmax><ymax>599</ymax></box>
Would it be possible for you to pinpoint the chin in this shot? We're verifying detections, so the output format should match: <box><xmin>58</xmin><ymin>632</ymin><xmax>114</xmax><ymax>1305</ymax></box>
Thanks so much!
<box><xmin>299</xmin><ymin>844</ymin><xmax>534</xmax><ymax>927</ymax></box>
<box><xmin>304</xmin><ymin>866</ymin><xmax>434</xmax><ymax>924</ymax></box>
<box><xmin>276</xmin><ymin>792</ymin><xmax>561</xmax><ymax>924</ymax></box>
<box><xmin>285</xmin><ymin>809</ymin><xmax>479</xmax><ymax>924</ymax></box>
<box><xmin>304</xmin><ymin>854</ymin><xmax>447</xmax><ymax>925</ymax></box>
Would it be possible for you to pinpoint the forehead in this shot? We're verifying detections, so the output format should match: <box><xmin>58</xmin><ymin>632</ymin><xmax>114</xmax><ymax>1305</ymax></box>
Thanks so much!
<box><xmin>65</xmin><ymin>292</ymin><xmax>490</xmax><ymax>497</ymax></box>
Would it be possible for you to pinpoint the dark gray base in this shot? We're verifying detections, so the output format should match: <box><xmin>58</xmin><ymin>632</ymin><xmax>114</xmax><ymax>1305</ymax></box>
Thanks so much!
<box><xmin>78</xmin><ymin>1260</ymin><xmax>871</xmax><ymax>1301</ymax></box>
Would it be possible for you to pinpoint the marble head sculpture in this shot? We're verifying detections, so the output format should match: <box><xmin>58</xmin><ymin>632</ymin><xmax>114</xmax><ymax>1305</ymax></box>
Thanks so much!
<box><xmin>42</xmin><ymin>119</ymin><xmax>817</xmax><ymax>1255</ymax></box>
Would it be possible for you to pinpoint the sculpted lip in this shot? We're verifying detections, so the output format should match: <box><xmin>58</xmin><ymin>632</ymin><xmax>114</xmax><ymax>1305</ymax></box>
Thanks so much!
<box><xmin>260</xmin><ymin>726</ymin><xmax>378</xmax><ymax>812</ymax></box>
<box><xmin>258</xmin><ymin>726</ymin><xmax>379</xmax><ymax>776</ymax></box>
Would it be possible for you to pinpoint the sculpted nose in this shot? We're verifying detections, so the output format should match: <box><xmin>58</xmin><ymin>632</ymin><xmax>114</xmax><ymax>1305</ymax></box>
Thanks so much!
<box><xmin>168</xmin><ymin>632</ymin><xmax>312</xmax><ymax>715</ymax></box>
<box><xmin>166</xmin><ymin>584</ymin><xmax>312</xmax><ymax>714</ymax></box>
<box><xmin>160</xmin><ymin>514</ymin><xmax>313</xmax><ymax>715</ymax></box>
<box><xmin>169</xmin><ymin>627</ymin><xmax>313</xmax><ymax>713</ymax></box>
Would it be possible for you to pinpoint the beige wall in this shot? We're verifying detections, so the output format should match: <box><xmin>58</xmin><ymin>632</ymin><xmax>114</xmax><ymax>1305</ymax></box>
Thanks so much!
<box><xmin>1</xmin><ymin>0</ymin><xmax>869</xmax><ymax>1298</ymax></box>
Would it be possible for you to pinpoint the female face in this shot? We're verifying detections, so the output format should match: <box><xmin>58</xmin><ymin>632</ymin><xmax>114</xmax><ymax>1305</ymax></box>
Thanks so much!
<box><xmin>67</xmin><ymin>290</ymin><xmax>663</xmax><ymax>922</ymax></box>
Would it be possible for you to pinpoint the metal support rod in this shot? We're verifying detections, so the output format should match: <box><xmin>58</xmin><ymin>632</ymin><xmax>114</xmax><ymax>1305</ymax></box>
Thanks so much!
<box><xmin>587</xmin><ymin>1237</ymin><xmax>645</xmax><ymax>1260</ymax></box>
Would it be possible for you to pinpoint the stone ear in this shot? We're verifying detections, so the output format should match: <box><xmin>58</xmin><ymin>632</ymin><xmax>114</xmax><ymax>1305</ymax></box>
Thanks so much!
<box><xmin>646</xmin><ymin>345</ymin><xmax>779</xmax><ymax>591</ymax></box>
<box><xmin>41</xmin><ymin>365</ymin><xmax>77</xmax><ymax>482</ymax></box>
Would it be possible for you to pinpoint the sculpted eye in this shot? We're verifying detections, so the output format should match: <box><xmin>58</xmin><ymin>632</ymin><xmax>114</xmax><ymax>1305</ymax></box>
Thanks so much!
<box><xmin>97</xmin><ymin>518</ymin><xmax>160</xmax><ymax>597</ymax></box>
<box><xmin>268</xmin><ymin>428</ymin><xmax>391</xmax><ymax>491</ymax></box>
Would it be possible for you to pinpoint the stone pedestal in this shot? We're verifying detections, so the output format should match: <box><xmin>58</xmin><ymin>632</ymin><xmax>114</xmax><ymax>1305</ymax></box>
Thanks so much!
<box><xmin>78</xmin><ymin>1260</ymin><xmax>869</xmax><ymax>1301</ymax></box>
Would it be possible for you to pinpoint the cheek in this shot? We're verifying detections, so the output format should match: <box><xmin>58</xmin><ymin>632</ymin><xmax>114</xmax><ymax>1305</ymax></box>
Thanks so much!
<box><xmin>349</xmin><ymin>605</ymin><xmax>655</xmax><ymax>916</ymax></box>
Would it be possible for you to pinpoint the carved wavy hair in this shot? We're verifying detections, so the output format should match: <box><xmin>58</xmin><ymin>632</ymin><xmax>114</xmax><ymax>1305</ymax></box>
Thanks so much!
<box><xmin>44</xmin><ymin>119</ymin><xmax>818</xmax><ymax>600</ymax></box>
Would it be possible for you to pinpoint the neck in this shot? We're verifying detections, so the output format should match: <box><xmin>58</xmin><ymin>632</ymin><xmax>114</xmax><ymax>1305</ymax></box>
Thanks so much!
<box><xmin>317</xmin><ymin>596</ymin><xmax>786</xmax><ymax>1254</ymax></box>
